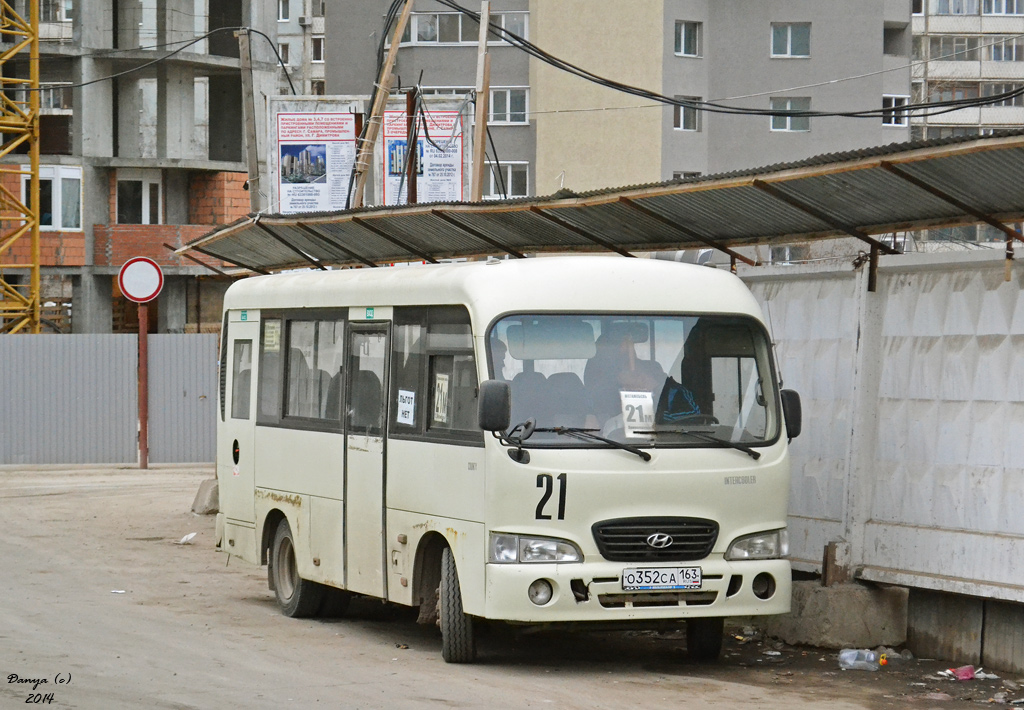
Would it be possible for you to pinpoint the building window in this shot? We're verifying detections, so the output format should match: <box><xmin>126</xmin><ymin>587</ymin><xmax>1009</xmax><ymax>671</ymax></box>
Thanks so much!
<box><xmin>116</xmin><ymin>170</ymin><xmax>161</xmax><ymax>225</ymax></box>
<box><xmin>489</xmin><ymin>88</ymin><xmax>527</xmax><ymax>123</ymax></box>
<box><xmin>312</xmin><ymin>36</ymin><xmax>324</xmax><ymax>62</ymax></box>
<box><xmin>933</xmin><ymin>0</ymin><xmax>979</xmax><ymax>14</ymax></box>
<box><xmin>929</xmin><ymin>82</ymin><xmax>979</xmax><ymax>102</ymax></box>
<box><xmin>400</xmin><ymin>12</ymin><xmax>527</xmax><ymax>45</ymax></box>
<box><xmin>883</xmin><ymin>26</ymin><xmax>906</xmax><ymax>56</ymax></box>
<box><xmin>278</xmin><ymin>0</ymin><xmax>289</xmax><ymax>21</ymax></box>
<box><xmin>279</xmin><ymin>43</ymin><xmax>289</xmax><ymax>65</ymax></box>
<box><xmin>41</xmin><ymin>0</ymin><xmax>72</xmax><ymax>22</ymax></box>
<box><xmin>311</xmin><ymin>0</ymin><xmax>325</xmax><ymax>16</ymax></box>
<box><xmin>984</xmin><ymin>0</ymin><xmax>1024</xmax><ymax>12</ymax></box>
<box><xmin>983</xmin><ymin>82</ymin><xmax>1024</xmax><ymax>105</ymax></box>
<box><xmin>673</xmin><ymin>171</ymin><xmax>702</xmax><ymax>179</ymax></box>
<box><xmin>311</xmin><ymin>80</ymin><xmax>326</xmax><ymax>96</ymax></box>
<box><xmin>770</xmin><ymin>97</ymin><xmax>810</xmax><ymax>131</ymax></box>
<box><xmin>675</xmin><ymin>21</ymin><xmax>702</xmax><ymax>56</ymax></box>
<box><xmin>987</xmin><ymin>36</ymin><xmax>1024</xmax><ymax>61</ymax></box>
<box><xmin>883</xmin><ymin>95</ymin><xmax>910</xmax><ymax>125</ymax></box>
<box><xmin>771</xmin><ymin>23</ymin><xmax>810</xmax><ymax>57</ymax></box>
<box><xmin>929</xmin><ymin>35</ymin><xmax>980</xmax><ymax>60</ymax></box>
<box><xmin>913</xmin><ymin>0</ymin><xmax>924</xmax><ymax>13</ymax></box>
<box><xmin>22</xmin><ymin>165</ymin><xmax>81</xmax><ymax>231</ymax></box>
<box><xmin>673</xmin><ymin>96</ymin><xmax>701</xmax><ymax>131</ymax></box>
<box><xmin>484</xmin><ymin>162</ymin><xmax>528</xmax><ymax>199</ymax></box>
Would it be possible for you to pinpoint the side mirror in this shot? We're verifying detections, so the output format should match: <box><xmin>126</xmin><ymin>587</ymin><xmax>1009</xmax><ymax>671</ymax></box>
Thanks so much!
<box><xmin>478</xmin><ymin>380</ymin><xmax>511</xmax><ymax>432</ymax></box>
<box><xmin>780</xmin><ymin>389</ymin><xmax>801</xmax><ymax>440</ymax></box>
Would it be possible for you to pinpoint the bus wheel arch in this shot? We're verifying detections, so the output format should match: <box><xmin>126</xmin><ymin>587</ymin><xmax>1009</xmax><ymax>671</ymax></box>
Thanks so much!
<box><xmin>261</xmin><ymin>508</ymin><xmax>288</xmax><ymax>589</ymax></box>
<box><xmin>412</xmin><ymin>532</ymin><xmax>446</xmax><ymax>626</ymax></box>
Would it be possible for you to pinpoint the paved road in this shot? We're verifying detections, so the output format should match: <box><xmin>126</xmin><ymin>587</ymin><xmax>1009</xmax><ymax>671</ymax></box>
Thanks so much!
<box><xmin>0</xmin><ymin>466</ymin><xmax>994</xmax><ymax>709</ymax></box>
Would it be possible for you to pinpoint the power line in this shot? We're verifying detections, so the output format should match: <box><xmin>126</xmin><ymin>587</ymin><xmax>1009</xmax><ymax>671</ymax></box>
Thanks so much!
<box><xmin>432</xmin><ymin>0</ymin><xmax>1024</xmax><ymax>121</ymax></box>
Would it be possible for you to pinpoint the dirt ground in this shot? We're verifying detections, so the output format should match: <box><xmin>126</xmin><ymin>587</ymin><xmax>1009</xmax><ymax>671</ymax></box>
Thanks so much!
<box><xmin>1</xmin><ymin>465</ymin><xmax>1020</xmax><ymax>709</ymax></box>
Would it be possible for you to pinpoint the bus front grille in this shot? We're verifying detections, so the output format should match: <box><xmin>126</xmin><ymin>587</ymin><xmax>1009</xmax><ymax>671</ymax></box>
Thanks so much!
<box><xmin>592</xmin><ymin>517</ymin><xmax>719</xmax><ymax>562</ymax></box>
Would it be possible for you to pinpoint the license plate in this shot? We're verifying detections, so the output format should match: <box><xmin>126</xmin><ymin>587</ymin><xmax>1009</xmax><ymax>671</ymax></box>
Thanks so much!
<box><xmin>622</xmin><ymin>566</ymin><xmax>702</xmax><ymax>591</ymax></box>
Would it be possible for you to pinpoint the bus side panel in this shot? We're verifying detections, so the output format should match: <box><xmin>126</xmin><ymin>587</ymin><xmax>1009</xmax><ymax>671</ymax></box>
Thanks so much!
<box><xmin>386</xmin><ymin>439</ymin><xmax>485</xmax><ymax>524</ymax></box>
<box><xmin>222</xmin><ymin>520</ymin><xmax>259</xmax><ymax>565</ymax></box>
<box><xmin>254</xmin><ymin>491</ymin><xmax>312</xmax><ymax>578</ymax></box>
<box><xmin>386</xmin><ymin>509</ymin><xmax>485</xmax><ymax>614</ymax></box>
<box><xmin>255</xmin><ymin>427</ymin><xmax>344</xmax><ymax>500</ymax></box>
<box><xmin>309</xmin><ymin>496</ymin><xmax>345</xmax><ymax>588</ymax></box>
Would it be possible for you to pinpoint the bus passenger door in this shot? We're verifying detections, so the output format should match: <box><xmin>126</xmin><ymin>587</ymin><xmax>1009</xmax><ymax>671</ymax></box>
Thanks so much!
<box><xmin>221</xmin><ymin>312</ymin><xmax>259</xmax><ymax>525</ymax></box>
<box><xmin>344</xmin><ymin>323</ymin><xmax>390</xmax><ymax>598</ymax></box>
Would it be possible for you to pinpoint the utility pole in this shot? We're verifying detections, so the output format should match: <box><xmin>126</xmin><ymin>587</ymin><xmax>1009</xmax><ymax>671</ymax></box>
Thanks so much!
<box><xmin>405</xmin><ymin>87</ymin><xmax>418</xmax><ymax>204</ymax></box>
<box><xmin>236</xmin><ymin>30</ymin><xmax>262</xmax><ymax>214</ymax></box>
<box><xmin>471</xmin><ymin>2</ymin><xmax>491</xmax><ymax>202</ymax></box>
<box><xmin>351</xmin><ymin>0</ymin><xmax>414</xmax><ymax>208</ymax></box>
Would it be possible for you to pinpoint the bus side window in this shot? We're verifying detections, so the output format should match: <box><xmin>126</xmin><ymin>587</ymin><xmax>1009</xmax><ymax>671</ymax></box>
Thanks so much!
<box><xmin>258</xmin><ymin>319</ymin><xmax>284</xmax><ymax>422</ymax></box>
<box><xmin>230</xmin><ymin>340</ymin><xmax>253</xmax><ymax>420</ymax></box>
<box><xmin>391</xmin><ymin>321</ymin><xmax>425</xmax><ymax>431</ymax></box>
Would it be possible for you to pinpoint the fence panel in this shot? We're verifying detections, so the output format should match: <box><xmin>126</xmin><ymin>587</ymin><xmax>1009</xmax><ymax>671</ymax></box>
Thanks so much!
<box><xmin>0</xmin><ymin>335</ymin><xmax>137</xmax><ymax>464</ymax></box>
<box><xmin>148</xmin><ymin>334</ymin><xmax>218</xmax><ymax>463</ymax></box>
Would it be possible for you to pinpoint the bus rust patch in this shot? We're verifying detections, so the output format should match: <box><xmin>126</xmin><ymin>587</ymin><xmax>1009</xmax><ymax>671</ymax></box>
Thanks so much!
<box><xmin>255</xmin><ymin>489</ymin><xmax>302</xmax><ymax>507</ymax></box>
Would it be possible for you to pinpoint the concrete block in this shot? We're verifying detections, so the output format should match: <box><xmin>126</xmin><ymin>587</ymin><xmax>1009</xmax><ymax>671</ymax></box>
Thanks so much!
<box><xmin>763</xmin><ymin>581</ymin><xmax>907</xmax><ymax>649</ymax></box>
<box><xmin>191</xmin><ymin>478</ymin><xmax>219</xmax><ymax>515</ymax></box>
<box><xmin>982</xmin><ymin>600</ymin><xmax>1024</xmax><ymax>675</ymax></box>
<box><xmin>907</xmin><ymin>588</ymin><xmax>982</xmax><ymax>665</ymax></box>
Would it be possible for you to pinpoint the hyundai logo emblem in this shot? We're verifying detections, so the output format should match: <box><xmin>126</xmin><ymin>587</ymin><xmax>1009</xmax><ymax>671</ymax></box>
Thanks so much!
<box><xmin>646</xmin><ymin>532</ymin><xmax>673</xmax><ymax>549</ymax></box>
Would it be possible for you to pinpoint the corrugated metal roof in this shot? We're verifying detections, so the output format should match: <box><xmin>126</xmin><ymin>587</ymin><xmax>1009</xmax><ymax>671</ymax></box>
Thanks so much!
<box><xmin>180</xmin><ymin>131</ymin><xmax>1024</xmax><ymax>271</ymax></box>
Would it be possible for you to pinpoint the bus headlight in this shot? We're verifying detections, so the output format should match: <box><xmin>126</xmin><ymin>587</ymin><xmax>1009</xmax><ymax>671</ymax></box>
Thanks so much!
<box><xmin>725</xmin><ymin>529</ymin><xmax>789</xmax><ymax>561</ymax></box>
<box><xmin>489</xmin><ymin>533</ymin><xmax>582</xmax><ymax>563</ymax></box>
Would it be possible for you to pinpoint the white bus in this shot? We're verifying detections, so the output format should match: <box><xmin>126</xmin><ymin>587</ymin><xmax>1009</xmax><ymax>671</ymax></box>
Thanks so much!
<box><xmin>216</xmin><ymin>256</ymin><xmax>801</xmax><ymax>663</ymax></box>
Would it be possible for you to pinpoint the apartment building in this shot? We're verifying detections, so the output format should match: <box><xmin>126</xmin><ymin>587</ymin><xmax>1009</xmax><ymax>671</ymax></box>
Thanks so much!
<box><xmin>911</xmin><ymin>0</ymin><xmax>1024</xmax><ymax>243</ymax></box>
<box><xmin>275</xmin><ymin>0</ymin><xmax>327</xmax><ymax>95</ymax></box>
<box><xmin>5</xmin><ymin>0</ymin><xmax>278</xmax><ymax>333</ymax></box>
<box><xmin>327</xmin><ymin>1</ymin><xmax>909</xmax><ymax>198</ymax></box>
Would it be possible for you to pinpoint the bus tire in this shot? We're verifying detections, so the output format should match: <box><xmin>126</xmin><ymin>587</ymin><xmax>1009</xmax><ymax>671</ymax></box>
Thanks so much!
<box><xmin>271</xmin><ymin>518</ymin><xmax>323</xmax><ymax>618</ymax></box>
<box><xmin>686</xmin><ymin>617</ymin><xmax>724</xmax><ymax>662</ymax></box>
<box><xmin>439</xmin><ymin>546</ymin><xmax>476</xmax><ymax>663</ymax></box>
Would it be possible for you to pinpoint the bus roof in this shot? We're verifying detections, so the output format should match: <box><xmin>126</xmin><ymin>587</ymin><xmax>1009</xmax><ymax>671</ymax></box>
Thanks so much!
<box><xmin>222</xmin><ymin>256</ymin><xmax>765</xmax><ymax>325</ymax></box>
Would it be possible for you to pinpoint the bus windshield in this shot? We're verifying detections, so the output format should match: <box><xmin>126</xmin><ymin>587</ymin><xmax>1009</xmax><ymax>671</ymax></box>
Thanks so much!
<box><xmin>488</xmin><ymin>314</ymin><xmax>780</xmax><ymax>447</ymax></box>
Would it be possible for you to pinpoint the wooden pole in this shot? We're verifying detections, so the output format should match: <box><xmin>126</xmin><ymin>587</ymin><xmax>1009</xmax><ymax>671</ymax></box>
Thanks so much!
<box><xmin>352</xmin><ymin>0</ymin><xmax>414</xmax><ymax>208</ymax></box>
<box><xmin>406</xmin><ymin>87</ymin><xmax>418</xmax><ymax>204</ymax></box>
<box><xmin>471</xmin><ymin>2</ymin><xmax>492</xmax><ymax>202</ymax></box>
<box><xmin>236</xmin><ymin>30</ymin><xmax>261</xmax><ymax>213</ymax></box>
<box><xmin>138</xmin><ymin>303</ymin><xmax>150</xmax><ymax>470</ymax></box>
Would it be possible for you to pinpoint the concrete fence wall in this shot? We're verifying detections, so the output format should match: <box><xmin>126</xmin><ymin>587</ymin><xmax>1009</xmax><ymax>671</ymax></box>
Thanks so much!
<box><xmin>741</xmin><ymin>250</ymin><xmax>1024</xmax><ymax>604</ymax></box>
<box><xmin>0</xmin><ymin>334</ymin><xmax>217</xmax><ymax>465</ymax></box>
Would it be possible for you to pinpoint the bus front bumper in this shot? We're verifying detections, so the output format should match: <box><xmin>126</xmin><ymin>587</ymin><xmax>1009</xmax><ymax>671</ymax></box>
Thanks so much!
<box><xmin>483</xmin><ymin>558</ymin><xmax>791</xmax><ymax>623</ymax></box>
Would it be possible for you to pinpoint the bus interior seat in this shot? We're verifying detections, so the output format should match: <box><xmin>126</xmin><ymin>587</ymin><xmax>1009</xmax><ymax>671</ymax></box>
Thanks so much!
<box><xmin>287</xmin><ymin>348</ymin><xmax>314</xmax><ymax>417</ymax></box>
<box><xmin>323</xmin><ymin>370</ymin><xmax>342</xmax><ymax>420</ymax></box>
<box><xmin>545</xmin><ymin>372</ymin><xmax>587</xmax><ymax>427</ymax></box>
<box><xmin>350</xmin><ymin>369</ymin><xmax>382</xmax><ymax>430</ymax></box>
<box><xmin>510</xmin><ymin>370</ymin><xmax>547</xmax><ymax>426</ymax></box>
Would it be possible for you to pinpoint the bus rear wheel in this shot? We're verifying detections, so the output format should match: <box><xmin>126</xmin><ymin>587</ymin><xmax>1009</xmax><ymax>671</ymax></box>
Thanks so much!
<box><xmin>270</xmin><ymin>518</ymin><xmax>323</xmax><ymax>618</ymax></box>
<box><xmin>686</xmin><ymin>617</ymin><xmax>724</xmax><ymax>662</ymax></box>
<box><xmin>439</xmin><ymin>546</ymin><xmax>476</xmax><ymax>663</ymax></box>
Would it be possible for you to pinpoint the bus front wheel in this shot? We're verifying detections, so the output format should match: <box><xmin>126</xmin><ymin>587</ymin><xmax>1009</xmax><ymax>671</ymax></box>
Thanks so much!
<box><xmin>686</xmin><ymin>617</ymin><xmax>724</xmax><ymax>662</ymax></box>
<box><xmin>439</xmin><ymin>546</ymin><xmax>476</xmax><ymax>663</ymax></box>
<box><xmin>270</xmin><ymin>518</ymin><xmax>323</xmax><ymax>618</ymax></box>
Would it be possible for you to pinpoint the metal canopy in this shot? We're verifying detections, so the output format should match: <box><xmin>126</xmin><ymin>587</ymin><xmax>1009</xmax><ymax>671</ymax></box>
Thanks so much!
<box><xmin>179</xmin><ymin>131</ymin><xmax>1024</xmax><ymax>272</ymax></box>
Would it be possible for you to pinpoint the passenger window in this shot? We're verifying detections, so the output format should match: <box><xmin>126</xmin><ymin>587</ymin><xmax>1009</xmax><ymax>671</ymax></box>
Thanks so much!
<box><xmin>230</xmin><ymin>340</ymin><xmax>253</xmax><ymax>420</ymax></box>
<box><xmin>285</xmin><ymin>319</ymin><xmax>345</xmax><ymax>421</ymax></box>
<box><xmin>429</xmin><ymin>352</ymin><xmax>477</xmax><ymax>432</ymax></box>
<box><xmin>258</xmin><ymin>319</ymin><xmax>283</xmax><ymax>420</ymax></box>
<box><xmin>392</xmin><ymin>322</ymin><xmax>425</xmax><ymax>429</ymax></box>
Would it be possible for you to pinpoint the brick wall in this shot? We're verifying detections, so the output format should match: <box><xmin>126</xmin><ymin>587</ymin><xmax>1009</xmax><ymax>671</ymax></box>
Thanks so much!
<box><xmin>94</xmin><ymin>224</ymin><xmax>219</xmax><ymax>268</ymax></box>
<box><xmin>189</xmin><ymin>172</ymin><xmax>251</xmax><ymax>225</ymax></box>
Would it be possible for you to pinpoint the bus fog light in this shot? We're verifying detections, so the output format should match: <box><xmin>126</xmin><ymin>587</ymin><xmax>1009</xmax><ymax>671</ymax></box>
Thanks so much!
<box><xmin>528</xmin><ymin>579</ymin><xmax>553</xmax><ymax>606</ymax></box>
<box><xmin>725</xmin><ymin>529</ymin><xmax>788</xmax><ymax>561</ymax></box>
<box><xmin>752</xmin><ymin>572</ymin><xmax>776</xmax><ymax>600</ymax></box>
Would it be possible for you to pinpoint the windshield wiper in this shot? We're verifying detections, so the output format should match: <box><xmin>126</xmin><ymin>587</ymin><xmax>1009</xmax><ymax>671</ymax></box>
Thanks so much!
<box><xmin>633</xmin><ymin>428</ymin><xmax>761</xmax><ymax>460</ymax></box>
<box><xmin>534</xmin><ymin>427</ymin><xmax>652</xmax><ymax>462</ymax></box>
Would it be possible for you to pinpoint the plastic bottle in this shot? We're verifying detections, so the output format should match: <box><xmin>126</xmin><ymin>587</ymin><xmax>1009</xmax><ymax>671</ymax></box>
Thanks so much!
<box><xmin>838</xmin><ymin>648</ymin><xmax>882</xmax><ymax>671</ymax></box>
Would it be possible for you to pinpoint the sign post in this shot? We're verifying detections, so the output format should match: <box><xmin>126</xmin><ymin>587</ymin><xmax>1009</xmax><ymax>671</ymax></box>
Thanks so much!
<box><xmin>118</xmin><ymin>257</ymin><xmax>164</xmax><ymax>470</ymax></box>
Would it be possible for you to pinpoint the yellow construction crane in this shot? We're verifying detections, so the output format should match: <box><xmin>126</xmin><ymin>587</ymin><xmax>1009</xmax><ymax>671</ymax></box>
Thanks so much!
<box><xmin>0</xmin><ymin>0</ymin><xmax>39</xmax><ymax>334</ymax></box>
